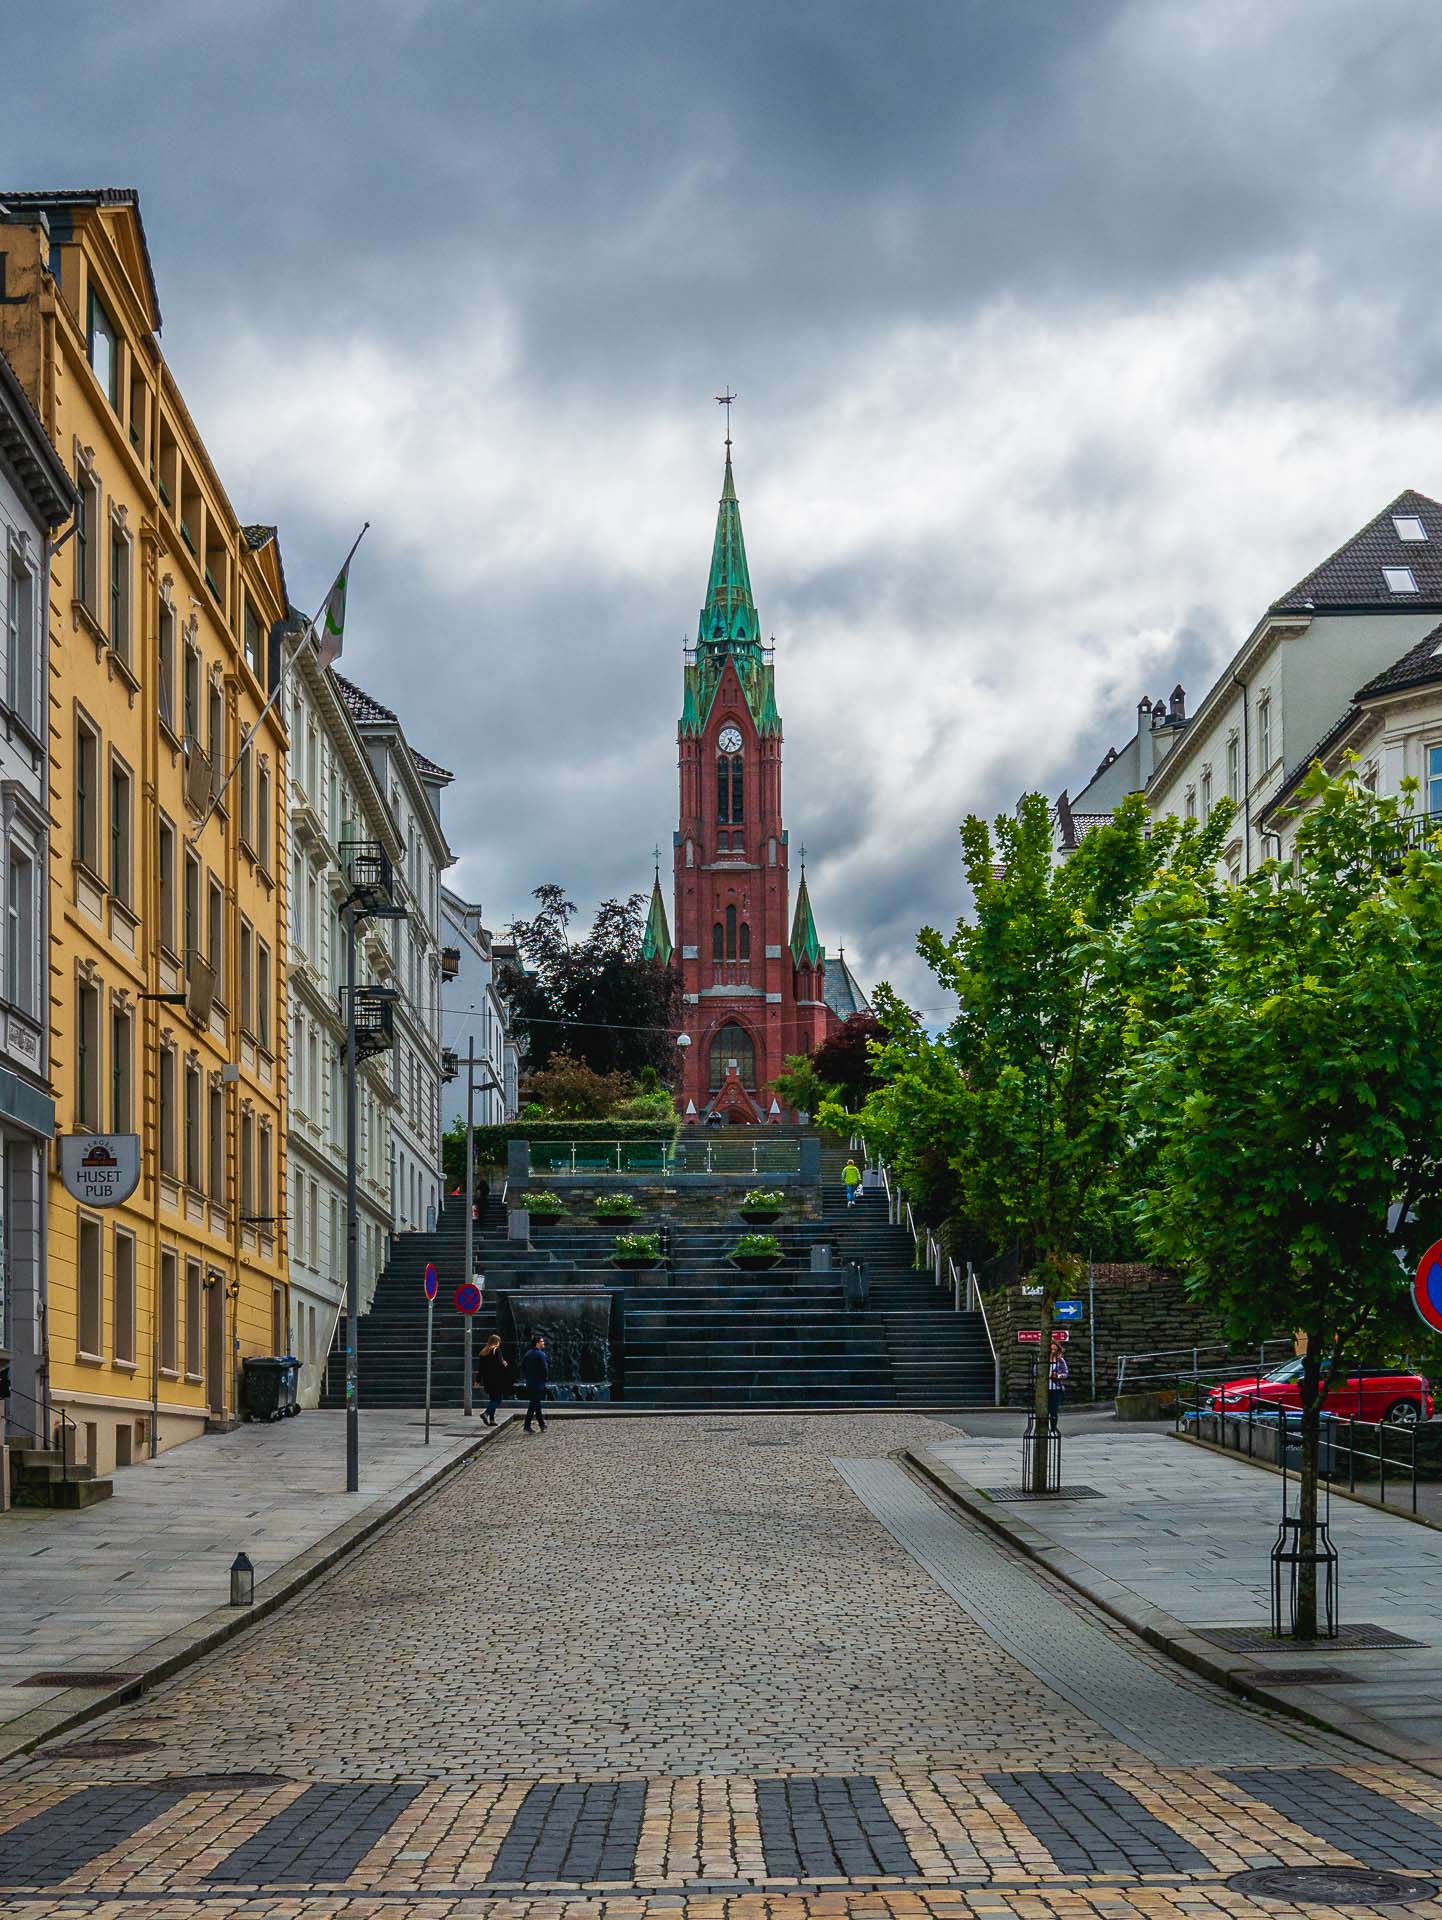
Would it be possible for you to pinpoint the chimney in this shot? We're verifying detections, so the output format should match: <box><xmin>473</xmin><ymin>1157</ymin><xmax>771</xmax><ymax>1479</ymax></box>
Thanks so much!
<box><xmin>1170</xmin><ymin>684</ymin><xmax>1186</xmax><ymax>722</ymax></box>
<box><xmin>1137</xmin><ymin>696</ymin><xmax>1155</xmax><ymax>782</ymax></box>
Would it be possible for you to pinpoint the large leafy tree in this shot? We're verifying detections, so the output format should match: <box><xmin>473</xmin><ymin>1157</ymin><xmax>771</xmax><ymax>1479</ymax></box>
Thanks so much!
<box><xmin>498</xmin><ymin>885</ymin><xmax>680</xmax><ymax>1082</ymax></box>
<box><xmin>1124</xmin><ymin>768</ymin><xmax>1442</xmax><ymax>1636</ymax></box>
<box><xmin>812</xmin><ymin>1011</ymin><xmax>888</xmax><ymax>1109</ymax></box>
<box><xmin>831</xmin><ymin>791</ymin><xmax>1228</xmax><ymax>1489</ymax></box>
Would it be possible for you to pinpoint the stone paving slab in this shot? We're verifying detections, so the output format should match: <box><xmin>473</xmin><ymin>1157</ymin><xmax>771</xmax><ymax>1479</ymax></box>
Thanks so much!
<box><xmin>0</xmin><ymin>1412</ymin><xmax>511</xmax><ymax>1759</ymax></box>
<box><xmin>917</xmin><ymin>1427</ymin><xmax>1442</xmax><ymax>1767</ymax></box>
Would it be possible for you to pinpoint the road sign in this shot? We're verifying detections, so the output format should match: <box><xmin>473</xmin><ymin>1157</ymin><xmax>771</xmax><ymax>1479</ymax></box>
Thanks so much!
<box><xmin>454</xmin><ymin>1281</ymin><xmax>483</xmax><ymax>1315</ymax></box>
<box><xmin>1054</xmin><ymin>1299</ymin><xmax>1085</xmax><ymax>1323</ymax></box>
<box><xmin>423</xmin><ymin>1263</ymin><xmax>438</xmax><ymax>1302</ymax></box>
<box><xmin>1413</xmin><ymin>1239</ymin><xmax>1442</xmax><ymax>1332</ymax></box>
<box><xmin>1019</xmin><ymin>1328</ymin><xmax>1069</xmax><ymax>1344</ymax></box>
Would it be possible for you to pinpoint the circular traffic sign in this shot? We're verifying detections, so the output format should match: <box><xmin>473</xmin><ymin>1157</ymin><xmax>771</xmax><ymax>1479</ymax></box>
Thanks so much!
<box><xmin>454</xmin><ymin>1281</ymin><xmax>483</xmax><ymax>1315</ymax></box>
<box><xmin>423</xmin><ymin>1263</ymin><xmax>438</xmax><ymax>1302</ymax></box>
<box><xmin>1414</xmin><ymin>1239</ymin><xmax>1442</xmax><ymax>1332</ymax></box>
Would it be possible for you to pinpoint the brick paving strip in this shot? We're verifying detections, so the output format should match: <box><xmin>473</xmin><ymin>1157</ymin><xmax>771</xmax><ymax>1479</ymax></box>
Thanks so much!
<box><xmin>911</xmin><ymin>1428</ymin><xmax>1442</xmax><ymax>1768</ymax></box>
<box><xmin>0</xmin><ymin>1412</ymin><xmax>514</xmax><ymax>1766</ymax></box>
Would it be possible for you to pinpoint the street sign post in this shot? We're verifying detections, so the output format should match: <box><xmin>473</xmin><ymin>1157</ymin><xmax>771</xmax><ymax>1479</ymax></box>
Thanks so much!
<box><xmin>1054</xmin><ymin>1299</ymin><xmax>1085</xmax><ymax>1324</ymax></box>
<box><xmin>423</xmin><ymin>1265</ymin><xmax>438</xmax><ymax>1444</ymax></box>
<box><xmin>1413</xmin><ymin>1239</ymin><xmax>1442</xmax><ymax>1333</ymax></box>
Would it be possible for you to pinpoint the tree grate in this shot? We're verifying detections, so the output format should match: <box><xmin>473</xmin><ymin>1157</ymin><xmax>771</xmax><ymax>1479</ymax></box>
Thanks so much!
<box><xmin>979</xmin><ymin>1485</ymin><xmax>1104</xmax><ymax>1501</ymax></box>
<box><xmin>18</xmin><ymin>1670</ymin><xmax>140</xmax><ymax>1688</ymax></box>
<box><xmin>1230</xmin><ymin>1866</ymin><xmax>1438</xmax><ymax>1905</ymax></box>
<box><xmin>1200</xmin><ymin>1623</ymin><xmax>1424</xmax><ymax>1652</ymax></box>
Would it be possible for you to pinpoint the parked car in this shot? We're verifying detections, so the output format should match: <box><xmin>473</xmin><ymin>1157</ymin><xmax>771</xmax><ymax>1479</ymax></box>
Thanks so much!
<box><xmin>1207</xmin><ymin>1358</ymin><xmax>1433</xmax><ymax>1427</ymax></box>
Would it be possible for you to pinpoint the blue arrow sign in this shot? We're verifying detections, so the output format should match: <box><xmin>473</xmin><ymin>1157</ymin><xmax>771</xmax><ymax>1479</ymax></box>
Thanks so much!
<box><xmin>1054</xmin><ymin>1299</ymin><xmax>1085</xmax><ymax>1323</ymax></box>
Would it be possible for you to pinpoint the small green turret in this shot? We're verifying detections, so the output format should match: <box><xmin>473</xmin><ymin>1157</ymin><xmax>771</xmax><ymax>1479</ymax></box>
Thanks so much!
<box><xmin>642</xmin><ymin>868</ymin><xmax>673</xmax><ymax>967</ymax></box>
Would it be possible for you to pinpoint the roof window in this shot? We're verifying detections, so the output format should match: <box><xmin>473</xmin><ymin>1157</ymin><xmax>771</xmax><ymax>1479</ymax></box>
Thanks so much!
<box><xmin>1384</xmin><ymin>566</ymin><xmax>1419</xmax><ymax>594</ymax></box>
<box><xmin>1395</xmin><ymin>515</ymin><xmax>1428</xmax><ymax>542</ymax></box>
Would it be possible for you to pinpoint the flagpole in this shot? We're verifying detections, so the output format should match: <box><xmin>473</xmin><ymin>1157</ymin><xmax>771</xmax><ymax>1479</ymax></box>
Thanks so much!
<box><xmin>193</xmin><ymin>523</ymin><xmax>369</xmax><ymax>836</ymax></box>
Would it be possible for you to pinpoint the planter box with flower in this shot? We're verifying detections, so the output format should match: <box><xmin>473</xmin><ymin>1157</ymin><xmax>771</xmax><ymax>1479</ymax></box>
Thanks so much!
<box><xmin>517</xmin><ymin>1190</ymin><xmax>566</xmax><ymax>1219</ymax></box>
<box><xmin>612</xmin><ymin>1231</ymin><xmax>662</xmax><ymax>1270</ymax></box>
<box><xmin>594</xmin><ymin>1193</ymin><xmax>642</xmax><ymax>1222</ymax></box>
<box><xmin>729</xmin><ymin>1232</ymin><xmax>784</xmax><ymax>1272</ymax></box>
<box><xmin>738</xmin><ymin>1188</ymin><xmax>786</xmax><ymax>1224</ymax></box>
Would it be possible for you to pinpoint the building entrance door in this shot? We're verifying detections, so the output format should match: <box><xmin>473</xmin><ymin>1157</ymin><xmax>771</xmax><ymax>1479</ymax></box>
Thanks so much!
<box><xmin>206</xmin><ymin>1278</ymin><xmax>226</xmax><ymax>1419</ymax></box>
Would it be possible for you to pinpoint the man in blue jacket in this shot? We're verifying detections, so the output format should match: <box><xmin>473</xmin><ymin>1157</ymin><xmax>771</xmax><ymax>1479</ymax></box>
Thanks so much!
<box><xmin>521</xmin><ymin>1335</ymin><xmax>549</xmax><ymax>1433</ymax></box>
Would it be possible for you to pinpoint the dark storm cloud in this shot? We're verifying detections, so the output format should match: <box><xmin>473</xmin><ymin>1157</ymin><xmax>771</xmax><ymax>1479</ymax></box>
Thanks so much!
<box><xmin>11</xmin><ymin>1</ymin><xmax>1442</xmax><ymax>1001</ymax></box>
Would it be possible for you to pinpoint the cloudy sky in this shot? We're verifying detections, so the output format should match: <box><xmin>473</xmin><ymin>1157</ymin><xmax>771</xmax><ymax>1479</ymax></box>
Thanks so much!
<box><xmin>12</xmin><ymin>0</ymin><xmax>1442</xmax><ymax>1007</ymax></box>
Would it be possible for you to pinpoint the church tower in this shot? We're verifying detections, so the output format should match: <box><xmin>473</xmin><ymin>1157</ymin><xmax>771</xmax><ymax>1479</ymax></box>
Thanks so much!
<box><xmin>670</xmin><ymin>439</ymin><xmax>832</xmax><ymax>1121</ymax></box>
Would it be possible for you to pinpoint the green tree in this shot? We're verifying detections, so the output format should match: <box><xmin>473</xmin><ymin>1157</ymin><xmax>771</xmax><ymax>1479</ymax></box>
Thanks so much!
<box><xmin>499</xmin><ymin>885</ymin><xmax>680</xmax><ymax>1082</ymax></box>
<box><xmin>811</xmin><ymin>1011</ymin><xmax>887</xmax><ymax>1109</ymax></box>
<box><xmin>771</xmin><ymin>1053</ymin><xmax>838</xmax><ymax>1118</ymax></box>
<box><xmin>523</xmin><ymin>1053</ymin><xmax>635</xmax><ymax>1119</ymax></box>
<box><xmin>1124</xmin><ymin>767</ymin><xmax>1442</xmax><ymax>1636</ymax></box>
<box><xmin>829</xmin><ymin>792</ymin><xmax>1227</xmax><ymax>1490</ymax></box>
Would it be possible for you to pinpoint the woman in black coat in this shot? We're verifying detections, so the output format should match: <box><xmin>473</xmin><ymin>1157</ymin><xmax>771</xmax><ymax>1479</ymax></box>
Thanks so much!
<box><xmin>477</xmin><ymin>1334</ymin><xmax>511</xmax><ymax>1426</ymax></box>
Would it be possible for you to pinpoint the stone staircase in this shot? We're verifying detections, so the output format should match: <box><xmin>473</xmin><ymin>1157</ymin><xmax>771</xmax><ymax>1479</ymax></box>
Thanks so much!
<box><xmin>8</xmin><ymin>1448</ymin><xmax>114</xmax><ymax>1508</ymax></box>
<box><xmin>322</xmin><ymin>1154</ymin><xmax>999</xmax><ymax>1411</ymax></box>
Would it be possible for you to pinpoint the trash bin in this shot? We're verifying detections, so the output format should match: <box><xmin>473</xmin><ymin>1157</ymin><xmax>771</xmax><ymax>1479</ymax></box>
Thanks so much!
<box><xmin>278</xmin><ymin>1354</ymin><xmax>301</xmax><ymax>1417</ymax></box>
<box><xmin>242</xmin><ymin>1356</ymin><xmax>288</xmax><ymax>1422</ymax></box>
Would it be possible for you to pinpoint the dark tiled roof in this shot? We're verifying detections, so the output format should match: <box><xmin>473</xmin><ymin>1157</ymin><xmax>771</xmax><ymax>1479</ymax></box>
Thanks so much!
<box><xmin>823</xmin><ymin>953</ymin><xmax>870</xmax><ymax>1019</ymax></box>
<box><xmin>333</xmin><ymin>674</ymin><xmax>397</xmax><ymax>727</ymax></box>
<box><xmin>1271</xmin><ymin>490</ymin><xmax>1442</xmax><ymax>611</ymax></box>
<box><xmin>1355</xmin><ymin>620</ymin><xmax>1442</xmax><ymax>699</ymax></box>
<box><xmin>241</xmin><ymin>524</ymin><xmax>275</xmax><ymax>550</ymax></box>
<box><xmin>413</xmin><ymin>749</ymin><xmax>453</xmax><ymax>784</ymax></box>
<box><xmin>1</xmin><ymin>188</ymin><xmax>162</xmax><ymax>330</ymax></box>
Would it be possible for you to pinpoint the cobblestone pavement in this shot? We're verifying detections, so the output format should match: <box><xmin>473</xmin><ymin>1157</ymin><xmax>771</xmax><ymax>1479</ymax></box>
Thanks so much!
<box><xmin>4</xmin><ymin>1413</ymin><xmax>1442</xmax><ymax>1918</ymax></box>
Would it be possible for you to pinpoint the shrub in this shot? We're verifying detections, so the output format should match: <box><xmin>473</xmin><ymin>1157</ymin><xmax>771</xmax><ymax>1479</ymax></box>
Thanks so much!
<box><xmin>594</xmin><ymin>1193</ymin><xmax>642</xmax><ymax>1219</ymax></box>
<box><xmin>730</xmin><ymin>1233</ymin><xmax>783</xmax><ymax>1260</ymax></box>
<box><xmin>610</xmin><ymin>1089</ymin><xmax>678</xmax><ymax>1123</ymax></box>
<box><xmin>740</xmin><ymin>1189</ymin><xmax>786</xmax><ymax>1211</ymax></box>
<box><xmin>517</xmin><ymin>1190</ymin><xmax>565</xmax><ymax>1218</ymax></box>
<box><xmin>613</xmin><ymin>1231</ymin><xmax>661</xmax><ymax>1265</ymax></box>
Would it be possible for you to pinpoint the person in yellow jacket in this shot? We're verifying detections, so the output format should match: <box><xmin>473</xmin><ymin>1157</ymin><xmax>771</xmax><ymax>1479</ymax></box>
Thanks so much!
<box><xmin>842</xmin><ymin>1158</ymin><xmax>863</xmax><ymax>1208</ymax></box>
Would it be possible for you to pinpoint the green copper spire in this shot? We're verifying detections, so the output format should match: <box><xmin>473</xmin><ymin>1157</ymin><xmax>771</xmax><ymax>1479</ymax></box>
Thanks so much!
<box><xmin>790</xmin><ymin>867</ymin><xmax>823</xmax><ymax>969</ymax></box>
<box><xmin>700</xmin><ymin>453</ymin><xmax>759</xmax><ymax>649</ymax></box>
<box><xmin>642</xmin><ymin>867</ymin><xmax>673</xmax><ymax>966</ymax></box>
<box><xmin>680</xmin><ymin>442</ymin><xmax>783</xmax><ymax>739</ymax></box>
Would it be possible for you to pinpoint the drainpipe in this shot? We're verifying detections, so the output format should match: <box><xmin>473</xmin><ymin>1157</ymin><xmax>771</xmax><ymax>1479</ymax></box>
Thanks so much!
<box><xmin>1232</xmin><ymin>671</ymin><xmax>1251</xmax><ymax>876</ymax></box>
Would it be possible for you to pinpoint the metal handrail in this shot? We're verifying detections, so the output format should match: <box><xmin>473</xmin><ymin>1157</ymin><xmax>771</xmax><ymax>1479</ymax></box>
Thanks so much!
<box><xmin>1179</xmin><ymin>1377</ymin><xmax>1423</xmax><ymax>1516</ymax></box>
<box><xmin>1116</xmin><ymin>1339</ymin><xmax>1294</xmax><ymax>1392</ymax></box>
<box><xmin>4</xmin><ymin>1383</ymin><xmax>76</xmax><ymax>1483</ymax></box>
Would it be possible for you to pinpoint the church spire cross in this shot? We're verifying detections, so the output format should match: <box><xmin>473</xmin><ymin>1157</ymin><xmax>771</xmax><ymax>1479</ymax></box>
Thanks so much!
<box><xmin>715</xmin><ymin>388</ymin><xmax>736</xmax><ymax>455</ymax></box>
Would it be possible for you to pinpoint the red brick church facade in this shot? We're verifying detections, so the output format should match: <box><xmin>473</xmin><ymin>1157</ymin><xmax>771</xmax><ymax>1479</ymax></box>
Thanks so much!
<box><xmin>643</xmin><ymin>444</ymin><xmax>867</xmax><ymax>1122</ymax></box>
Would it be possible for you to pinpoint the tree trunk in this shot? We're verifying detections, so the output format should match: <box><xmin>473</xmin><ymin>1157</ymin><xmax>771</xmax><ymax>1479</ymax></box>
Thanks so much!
<box><xmin>1293</xmin><ymin>1338</ymin><xmax>1324</xmax><ymax>1639</ymax></box>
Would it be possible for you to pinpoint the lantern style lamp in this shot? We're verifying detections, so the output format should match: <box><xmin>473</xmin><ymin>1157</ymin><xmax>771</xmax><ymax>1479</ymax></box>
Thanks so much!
<box><xmin>230</xmin><ymin>1551</ymin><xmax>255</xmax><ymax>1607</ymax></box>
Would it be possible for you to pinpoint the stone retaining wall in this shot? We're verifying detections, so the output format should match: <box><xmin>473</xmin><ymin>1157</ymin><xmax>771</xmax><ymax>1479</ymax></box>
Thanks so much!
<box><xmin>987</xmin><ymin>1262</ymin><xmax>1257</xmax><ymax>1405</ymax></box>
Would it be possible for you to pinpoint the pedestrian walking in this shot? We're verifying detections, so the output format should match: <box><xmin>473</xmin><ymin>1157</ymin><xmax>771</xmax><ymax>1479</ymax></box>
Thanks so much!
<box><xmin>841</xmin><ymin>1157</ymin><xmax>863</xmax><ymax>1208</ymax></box>
<box><xmin>521</xmin><ymin>1334</ymin><xmax>549</xmax><ymax>1433</ymax></box>
<box><xmin>1047</xmin><ymin>1336</ymin><xmax>1069</xmax><ymax>1433</ymax></box>
<box><xmin>477</xmin><ymin>1333</ymin><xmax>510</xmax><ymax>1426</ymax></box>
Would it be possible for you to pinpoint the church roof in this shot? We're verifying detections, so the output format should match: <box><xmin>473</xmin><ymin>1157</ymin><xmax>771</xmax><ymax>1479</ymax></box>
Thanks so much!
<box><xmin>789</xmin><ymin>871</ymin><xmax>822</xmax><ymax>969</ymax></box>
<box><xmin>642</xmin><ymin>871</ymin><xmax>673</xmax><ymax>966</ymax></box>
<box><xmin>823</xmin><ymin>951</ymin><xmax>871</xmax><ymax>1019</ymax></box>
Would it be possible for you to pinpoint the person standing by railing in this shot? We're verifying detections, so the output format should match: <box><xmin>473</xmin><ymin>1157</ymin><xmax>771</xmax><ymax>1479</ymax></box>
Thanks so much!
<box><xmin>1048</xmin><ymin>1335</ymin><xmax>1069</xmax><ymax>1433</ymax></box>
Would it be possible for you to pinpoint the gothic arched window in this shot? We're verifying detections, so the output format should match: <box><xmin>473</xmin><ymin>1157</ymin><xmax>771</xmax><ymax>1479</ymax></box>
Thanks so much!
<box><xmin>712</xmin><ymin>922</ymin><xmax>724</xmax><ymax>962</ymax></box>
<box><xmin>709</xmin><ymin>1021</ymin><xmax>755</xmax><ymax>1090</ymax></box>
<box><xmin>725</xmin><ymin>905</ymin><xmax>737</xmax><ymax>959</ymax></box>
<box><xmin>739</xmin><ymin>921</ymin><xmax>751</xmax><ymax>961</ymax></box>
<box><xmin>731</xmin><ymin>756</ymin><xmax>744</xmax><ymax>823</ymax></box>
<box><xmin>717</xmin><ymin>755</ymin><xmax>730</xmax><ymax>822</ymax></box>
<box><xmin>717</xmin><ymin>753</ymin><xmax>744</xmax><ymax>823</ymax></box>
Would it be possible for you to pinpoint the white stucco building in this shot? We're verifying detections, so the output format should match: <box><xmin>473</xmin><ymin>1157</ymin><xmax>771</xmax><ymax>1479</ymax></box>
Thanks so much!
<box><xmin>336</xmin><ymin>678</ymin><xmax>452</xmax><ymax>1237</ymax></box>
<box><xmin>285</xmin><ymin>649</ymin><xmax>400</xmax><ymax>1404</ymax></box>
<box><xmin>440</xmin><ymin>887</ymin><xmax>519</xmax><ymax>1135</ymax></box>
<box><xmin>1058</xmin><ymin>491</ymin><xmax>1442</xmax><ymax>872</ymax></box>
<box><xmin>0</xmin><ymin>351</ymin><xmax>74</xmax><ymax>1466</ymax></box>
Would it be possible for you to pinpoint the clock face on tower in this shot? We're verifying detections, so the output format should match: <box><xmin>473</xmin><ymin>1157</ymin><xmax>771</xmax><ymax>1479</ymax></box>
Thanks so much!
<box><xmin>718</xmin><ymin>725</ymin><xmax>743</xmax><ymax>753</ymax></box>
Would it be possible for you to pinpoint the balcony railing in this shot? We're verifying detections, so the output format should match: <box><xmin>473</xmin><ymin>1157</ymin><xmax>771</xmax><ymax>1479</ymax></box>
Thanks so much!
<box><xmin>711</xmin><ymin>962</ymin><xmax>752</xmax><ymax>986</ymax></box>
<box><xmin>339</xmin><ymin>839</ymin><xmax>396</xmax><ymax>911</ymax></box>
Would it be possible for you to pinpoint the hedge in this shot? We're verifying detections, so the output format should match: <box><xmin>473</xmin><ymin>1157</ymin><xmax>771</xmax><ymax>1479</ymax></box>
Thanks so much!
<box><xmin>468</xmin><ymin>1117</ymin><xmax>680</xmax><ymax>1164</ymax></box>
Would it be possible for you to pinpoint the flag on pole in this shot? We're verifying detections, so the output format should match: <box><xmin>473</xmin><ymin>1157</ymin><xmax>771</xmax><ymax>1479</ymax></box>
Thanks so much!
<box><xmin>311</xmin><ymin>522</ymin><xmax>369</xmax><ymax>670</ymax></box>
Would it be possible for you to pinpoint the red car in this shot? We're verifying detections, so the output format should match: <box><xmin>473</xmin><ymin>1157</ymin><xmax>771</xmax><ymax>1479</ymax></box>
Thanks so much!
<box><xmin>1208</xmin><ymin>1358</ymin><xmax>1433</xmax><ymax>1428</ymax></box>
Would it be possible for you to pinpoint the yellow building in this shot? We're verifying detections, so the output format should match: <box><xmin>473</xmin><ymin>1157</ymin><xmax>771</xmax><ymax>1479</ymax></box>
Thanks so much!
<box><xmin>0</xmin><ymin>189</ymin><xmax>290</xmax><ymax>1471</ymax></box>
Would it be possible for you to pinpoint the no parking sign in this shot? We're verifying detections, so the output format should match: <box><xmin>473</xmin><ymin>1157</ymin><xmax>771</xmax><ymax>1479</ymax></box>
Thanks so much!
<box><xmin>423</xmin><ymin>1263</ymin><xmax>438</xmax><ymax>1302</ymax></box>
<box><xmin>1413</xmin><ymin>1239</ymin><xmax>1442</xmax><ymax>1333</ymax></box>
<box><xmin>454</xmin><ymin>1281</ymin><xmax>483</xmax><ymax>1315</ymax></box>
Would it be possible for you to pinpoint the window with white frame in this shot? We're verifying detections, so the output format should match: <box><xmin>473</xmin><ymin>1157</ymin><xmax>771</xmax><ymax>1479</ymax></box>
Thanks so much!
<box><xmin>1201</xmin><ymin>765</ymin><xmax>1213</xmax><ymax>818</ymax></box>
<box><xmin>1226</xmin><ymin>736</ymin><xmax>1240</xmax><ymax>804</ymax></box>
<box><xmin>1428</xmin><ymin>745</ymin><xmax>1442</xmax><ymax>822</ymax></box>
<box><xmin>6</xmin><ymin>540</ymin><xmax>35</xmax><ymax>730</ymax></box>
<box><xmin>1258</xmin><ymin>695</ymin><xmax>1272</xmax><ymax>773</ymax></box>
<box><xmin>5</xmin><ymin>845</ymin><xmax>34</xmax><ymax>1016</ymax></box>
<box><xmin>86</xmin><ymin>288</ymin><xmax>120</xmax><ymax>409</ymax></box>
